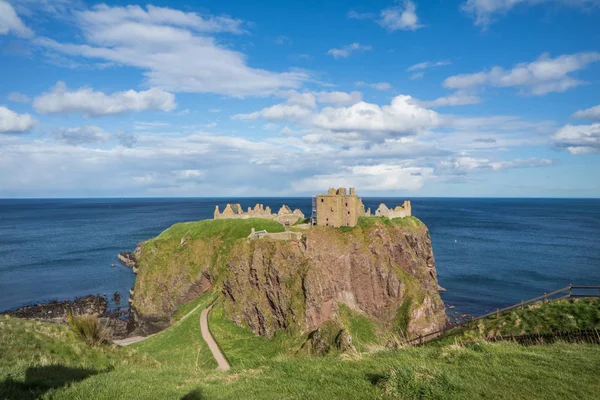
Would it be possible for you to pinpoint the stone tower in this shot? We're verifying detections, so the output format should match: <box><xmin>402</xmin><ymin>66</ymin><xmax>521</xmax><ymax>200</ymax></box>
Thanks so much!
<box><xmin>314</xmin><ymin>187</ymin><xmax>367</xmax><ymax>227</ymax></box>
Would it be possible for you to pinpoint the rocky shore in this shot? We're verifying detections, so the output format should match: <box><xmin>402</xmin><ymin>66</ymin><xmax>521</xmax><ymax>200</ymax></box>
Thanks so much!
<box><xmin>1</xmin><ymin>294</ymin><xmax>131</xmax><ymax>339</ymax></box>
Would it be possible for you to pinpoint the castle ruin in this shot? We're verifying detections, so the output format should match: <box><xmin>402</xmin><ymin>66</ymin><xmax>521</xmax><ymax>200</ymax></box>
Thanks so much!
<box><xmin>214</xmin><ymin>203</ymin><xmax>305</xmax><ymax>226</ymax></box>
<box><xmin>313</xmin><ymin>187</ymin><xmax>412</xmax><ymax>227</ymax></box>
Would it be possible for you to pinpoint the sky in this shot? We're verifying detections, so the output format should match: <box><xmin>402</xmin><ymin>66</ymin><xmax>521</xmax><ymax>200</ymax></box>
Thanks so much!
<box><xmin>0</xmin><ymin>0</ymin><xmax>599</xmax><ymax>198</ymax></box>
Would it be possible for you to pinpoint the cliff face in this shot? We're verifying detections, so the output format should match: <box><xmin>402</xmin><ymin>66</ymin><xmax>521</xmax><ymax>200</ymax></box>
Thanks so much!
<box><xmin>130</xmin><ymin>218</ymin><xmax>447</xmax><ymax>339</ymax></box>
<box><xmin>222</xmin><ymin>222</ymin><xmax>447</xmax><ymax>338</ymax></box>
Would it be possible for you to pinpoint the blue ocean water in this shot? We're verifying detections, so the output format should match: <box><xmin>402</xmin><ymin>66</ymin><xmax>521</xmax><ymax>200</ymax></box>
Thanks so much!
<box><xmin>1</xmin><ymin>198</ymin><xmax>599</xmax><ymax>317</ymax></box>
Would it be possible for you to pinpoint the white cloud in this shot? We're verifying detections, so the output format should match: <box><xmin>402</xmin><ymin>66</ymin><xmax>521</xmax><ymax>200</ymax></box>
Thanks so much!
<box><xmin>54</xmin><ymin>125</ymin><xmax>111</xmax><ymax>145</ymax></box>
<box><xmin>33</xmin><ymin>81</ymin><xmax>176</xmax><ymax>117</ymax></box>
<box><xmin>233</xmin><ymin>104</ymin><xmax>313</xmax><ymax>122</ymax></box>
<box><xmin>78</xmin><ymin>3</ymin><xmax>246</xmax><ymax>34</ymax></box>
<box><xmin>326</xmin><ymin>43</ymin><xmax>372</xmax><ymax>59</ymax></box>
<box><xmin>438</xmin><ymin>156</ymin><xmax>555</xmax><ymax>174</ymax></box>
<box><xmin>0</xmin><ymin>106</ymin><xmax>36</xmax><ymax>133</ymax></box>
<box><xmin>35</xmin><ymin>4</ymin><xmax>307</xmax><ymax>96</ymax></box>
<box><xmin>379</xmin><ymin>0</ymin><xmax>423</xmax><ymax>31</ymax></box>
<box><xmin>293</xmin><ymin>164</ymin><xmax>433</xmax><ymax>192</ymax></box>
<box><xmin>274</xmin><ymin>35</ymin><xmax>292</xmax><ymax>45</ymax></box>
<box><xmin>552</xmin><ymin>123</ymin><xmax>600</xmax><ymax>154</ymax></box>
<box><xmin>444</xmin><ymin>52</ymin><xmax>600</xmax><ymax>95</ymax></box>
<box><xmin>209</xmin><ymin>108</ymin><xmax>221</xmax><ymax>113</ymax></box>
<box><xmin>573</xmin><ymin>105</ymin><xmax>600</xmax><ymax>121</ymax></box>
<box><xmin>0</xmin><ymin>0</ymin><xmax>34</xmax><ymax>37</ymax></box>
<box><xmin>355</xmin><ymin>81</ymin><xmax>392</xmax><ymax>90</ymax></box>
<box><xmin>462</xmin><ymin>0</ymin><xmax>600</xmax><ymax>27</ymax></box>
<box><xmin>409</xmin><ymin>72</ymin><xmax>424</xmax><ymax>80</ymax></box>
<box><xmin>420</xmin><ymin>92</ymin><xmax>482</xmax><ymax>108</ymax></box>
<box><xmin>278</xmin><ymin>90</ymin><xmax>317</xmax><ymax>108</ymax></box>
<box><xmin>407</xmin><ymin>60</ymin><xmax>452</xmax><ymax>71</ymax></box>
<box><xmin>313</xmin><ymin>95</ymin><xmax>440</xmax><ymax>135</ymax></box>
<box><xmin>316</xmin><ymin>91</ymin><xmax>362</xmax><ymax>106</ymax></box>
<box><xmin>7</xmin><ymin>92</ymin><xmax>31</xmax><ymax>103</ymax></box>
<box><xmin>347</xmin><ymin>10</ymin><xmax>375</xmax><ymax>20</ymax></box>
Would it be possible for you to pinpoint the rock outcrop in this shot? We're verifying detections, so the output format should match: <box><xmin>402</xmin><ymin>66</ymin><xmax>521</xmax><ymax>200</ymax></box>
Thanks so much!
<box><xmin>222</xmin><ymin>222</ymin><xmax>447</xmax><ymax>338</ymax></box>
<box><xmin>129</xmin><ymin>217</ymin><xmax>447</xmax><ymax>339</ymax></box>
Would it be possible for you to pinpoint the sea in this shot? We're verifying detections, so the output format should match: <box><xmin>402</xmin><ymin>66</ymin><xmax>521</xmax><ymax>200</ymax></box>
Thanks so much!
<box><xmin>1</xmin><ymin>198</ymin><xmax>599</xmax><ymax>317</ymax></box>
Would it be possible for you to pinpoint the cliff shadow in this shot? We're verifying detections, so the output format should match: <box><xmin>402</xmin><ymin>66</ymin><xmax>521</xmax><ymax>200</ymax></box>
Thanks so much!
<box><xmin>0</xmin><ymin>365</ymin><xmax>112</xmax><ymax>399</ymax></box>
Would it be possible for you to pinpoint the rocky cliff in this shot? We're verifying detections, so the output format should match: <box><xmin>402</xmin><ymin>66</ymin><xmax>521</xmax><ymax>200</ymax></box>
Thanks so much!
<box><xmin>129</xmin><ymin>217</ymin><xmax>447</xmax><ymax>341</ymax></box>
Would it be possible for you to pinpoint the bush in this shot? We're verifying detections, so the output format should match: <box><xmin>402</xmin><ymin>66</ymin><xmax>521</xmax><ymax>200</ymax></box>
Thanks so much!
<box><xmin>67</xmin><ymin>312</ymin><xmax>111</xmax><ymax>346</ymax></box>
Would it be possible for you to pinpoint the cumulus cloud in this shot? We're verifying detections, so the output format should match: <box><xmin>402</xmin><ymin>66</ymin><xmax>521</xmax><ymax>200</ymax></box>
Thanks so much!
<box><xmin>313</xmin><ymin>95</ymin><xmax>440</xmax><ymax>135</ymax></box>
<box><xmin>7</xmin><ymin>92</ymin><xmax>31</xmax><ymax>103</ymax></box>
<box><xmin>0</xmin><ymin>106</ymin><xmax>36</xmax><ymax>133</ymax></box>
<box><xmin>355</xmin><ymin>81</ymin><xmax>392</xmax><ymax>91</ymax></box>
<box><xmin>54</xmin><ymin>126</ymin><xmax>111</xmax><ymax>145</ymax></box>
<box><xmin>379</xmin><ymin>0</ymin><xmax>423</xmax><ymax>31</ymax></box>
<box><xmin>0</xmin><ymin>0</ymin><xmax>34</xmax><ymax>37</ymax></box>
<box><xmin>573</xmin><ymin>105</ymin><xmax>600</xmax><ymax>121</ymax></box>
<box><xmin>407</xmin><ymin>60</ymin><xmax>452</xmax><ymax>71</ymax></box>
<box><xmin>444</xmin><ymin>52</ymin><xmax>600</xmax><ymax>96</ymax></box>
<box><xmin>33</xmin><ymin>81</ymin><xmax>176</xmax><ymax>117</ymax></box>
<box><xmin>316</xmin><ymin>91</ymin><xmax>362</xmax><ymax>106</ymax></box>
<box><xmin>326</xmin><ymin>43</ymin><xmax>372</xmax><ymax>59</ymax></box>
<box><xmin>35</xmin><ymin>4</ymin><xmax>307</xmax><ymax>96</ymax></box>
<box><xmin>552</xmin><ymin>123</ymin><xmax>600</xmax><ymax>154</ymax></box>
<box><xmin>462</xmin><ymin>0</ymin><xmax>600</xmax><ymax>27</ymax></box>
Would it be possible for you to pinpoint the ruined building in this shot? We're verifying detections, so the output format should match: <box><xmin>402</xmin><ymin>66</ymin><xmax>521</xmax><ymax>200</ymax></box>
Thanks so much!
<box><xmin>375</xmin><ymin>201</ymin><xmax>412</xmax><ymax>219</ymax></box>
<box><xmin>313</xmin><ymin>187</ymin><xmax>370</xmax><ymax>228</ymax></box>
<box><xmin>214</xmin><ymin>203</ymin><xmax>305</xmax><ymax>226</ymax></box>
<box><xmin>313</xmin><ymin>187</ymin><xmax>412</xmax><ymax>227</ymax></box>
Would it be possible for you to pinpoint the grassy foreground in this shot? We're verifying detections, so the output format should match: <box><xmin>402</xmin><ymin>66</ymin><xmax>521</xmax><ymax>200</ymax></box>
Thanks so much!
<box><xmin>2</xmin><ymin>298</ymin><xmax>600</xmax><ymax>399</ymax></box>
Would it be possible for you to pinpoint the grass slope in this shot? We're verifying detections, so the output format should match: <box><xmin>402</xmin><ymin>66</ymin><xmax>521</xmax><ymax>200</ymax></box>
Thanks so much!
<box><xmin>2</xmin><ymin>311</ymin><xmax>600</xmax><ymax>399</ymax></box>
<box><xmin>437</xmin><ymin>298</ymin><xmax>600</xmax><ymax>344</ymax></box>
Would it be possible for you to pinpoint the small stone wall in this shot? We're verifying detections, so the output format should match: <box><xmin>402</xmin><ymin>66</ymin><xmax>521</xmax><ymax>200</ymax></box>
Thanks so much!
<box><xmin>247</xmin><ymin>228</ymin><xmax>303</xmax><ymax>241</ymax></box>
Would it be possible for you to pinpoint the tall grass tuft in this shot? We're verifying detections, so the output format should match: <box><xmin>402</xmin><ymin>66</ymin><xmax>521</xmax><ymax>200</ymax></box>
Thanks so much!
<box><xmin>378</xmin><ymin>365</ymin><xmax>457</xmax><ymax>399</ymax></box>
<box><xmin>67</xmin><ymin>311</ymin><xmax>110</xmax><ymax>346</ymax></box>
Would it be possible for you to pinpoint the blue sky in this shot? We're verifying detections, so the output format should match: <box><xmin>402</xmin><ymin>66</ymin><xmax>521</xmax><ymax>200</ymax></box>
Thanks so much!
<box><xmin>0</xmin><ymin>0</ymin><xmax>599</xmax><ymax>198</ymax></box>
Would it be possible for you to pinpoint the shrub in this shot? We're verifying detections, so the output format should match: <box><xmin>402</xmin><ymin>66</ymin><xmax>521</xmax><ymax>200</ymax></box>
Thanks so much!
<box><xmin>67</xmin><ymin>312</ymin><xmax>111</xmax><ymax>346</ymax></box>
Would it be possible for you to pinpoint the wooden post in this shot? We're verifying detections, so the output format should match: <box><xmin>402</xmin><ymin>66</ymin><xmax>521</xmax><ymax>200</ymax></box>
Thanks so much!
<box><xmin>496</xmin><ymin>309</ymin><xmax>499</xmax><ymax>318</ymax></box>
<box><xmin>419</xmin><ymin>335</ymin><xmax>423</xmax><ymax>345</ymax></box>
<box><xmin>521</xmin><ymin>300</ymin><xmax>524</xmax><ymax>310</ymax></box>
<box><xmin>569</xmin><ymin>284</ymin><xmax>572</xmax><ymax>298</ymax></box>
<box><xmin>544</xmin><ymin>293</ymin><xmax>547</xmax><ymax>303</ymax></box>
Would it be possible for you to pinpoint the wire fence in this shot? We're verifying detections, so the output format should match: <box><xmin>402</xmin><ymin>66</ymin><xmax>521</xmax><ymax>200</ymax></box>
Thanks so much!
<box><xmin>407</xmin><ymin>284</ymin><xmax>600</xmax><ymax>346</ymax></box>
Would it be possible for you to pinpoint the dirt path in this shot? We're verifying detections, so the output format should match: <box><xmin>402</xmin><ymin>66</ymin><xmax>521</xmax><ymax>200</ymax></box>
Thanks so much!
<box><xmin>200</xmin><ymin>305</ymin><xmax>231</xmax><ymax>372</ymax></box>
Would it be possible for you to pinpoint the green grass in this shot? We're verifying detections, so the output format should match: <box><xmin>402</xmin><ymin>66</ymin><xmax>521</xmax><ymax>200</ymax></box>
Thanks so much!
<box><xmin>337</xmin><ymin>304</ymin><xmax>380</xmax><ymax>350</ymax></box>
<box><xmin>132</xmin><ymin>292</ymin><xmax>218</xmax><ymax>369</ymax></box>
<box><xmin>2</xmin><ymin>312</ymin><xmax>600</xmax><ymax>399</ymax></box>
<box><xmin>155</xmin><ymin>218</ymin><xmax>285</xmax><ymax>244</ymax></box>
<box><xmin>339</xmin><ymin>216</ymin><xmax>423</xmax><ymax>232</ymax></box>
<box><xmin>207</xmin><ymin>301</ymin><xmax>304</xmax><ymax>369</ymax></box>
<box><xmin>437</xmin><ymin>298</ymin><xmax>600</xmax><ymax>344</ymax></box>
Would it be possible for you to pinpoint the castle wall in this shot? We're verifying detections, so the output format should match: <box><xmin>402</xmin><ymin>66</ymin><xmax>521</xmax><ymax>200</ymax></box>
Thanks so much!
<box><xmin>214</xmin><ymin>204</ymin><xmax>304</xmax><ymax>225</ymax></box>
<box><xmin>375</xmin><ymin>201</ymin><xmax>412</xmax><ymax>219</ymax></box>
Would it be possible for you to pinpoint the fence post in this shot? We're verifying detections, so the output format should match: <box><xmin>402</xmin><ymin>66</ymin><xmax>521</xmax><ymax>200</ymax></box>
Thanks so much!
<box><xmin>496</xmin><ymin>308</ymin><xmax>499</xmax><ymax>318</ymax></box>
<box><xmin>544</xmin><ymin>293</ymin><xmax>547</xmax><ymax>303</ymax></box>
<box><xmin>521</xmin><ymin>300</ymin><xmax>524</xmax><ymax>310</ymax></box>
<box><xmin>419</xmin><ymin>335</ymin><xmax>423</xmax><ymax>345</ymax></box>
<box><xmin>569</xmin><ymin>284</ymin><xmax>572</xmax><ymax>298</ymax></box>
